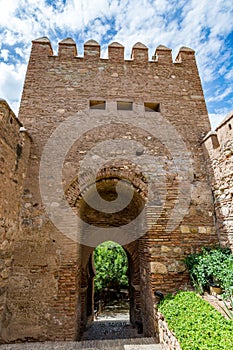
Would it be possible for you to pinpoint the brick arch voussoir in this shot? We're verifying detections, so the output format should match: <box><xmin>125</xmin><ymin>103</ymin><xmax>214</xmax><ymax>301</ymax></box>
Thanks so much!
<box><xmin>65</xmin><ymin>167</ymin><xmax>148</xmax><ymax>208</ymax></box>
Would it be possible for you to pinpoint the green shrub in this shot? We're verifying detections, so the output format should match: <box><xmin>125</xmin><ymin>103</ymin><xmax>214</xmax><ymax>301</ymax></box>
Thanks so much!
<box><xmin>94</xmin><ymin>241</ymin><xmax>129</xmax><ymax>295</ymax></box>
<box><xmin>158</xmin><ymin>291</ymin><xmax>233</xmax><ymax>350</ymax></box>
<box><xmin>184</xmin><ymin>247</ymin><xmax>233</xmax><ymax>298</ymax></box>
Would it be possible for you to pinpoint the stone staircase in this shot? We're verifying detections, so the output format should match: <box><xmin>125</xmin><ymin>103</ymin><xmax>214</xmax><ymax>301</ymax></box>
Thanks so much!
<box><xmin>0</xmin><ymin>320</ymin><xmax>162</xmax><ymax>349</ymax></box>
<box><xmin>81</xmin><ymin>320</ymin><xmax>144</xmax><ymax>340</ymax></box>
<box><xmin>0</xmin><ymin>339</ymin><xmax>162</xmax><ymax>349</ymax></box>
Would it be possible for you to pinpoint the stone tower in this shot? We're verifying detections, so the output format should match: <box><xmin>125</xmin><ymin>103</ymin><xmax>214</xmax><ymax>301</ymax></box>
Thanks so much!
<box><xmin>0</xmin><ymin>37</ymin><xmax>219</xmax><ymax>342</ymax></box>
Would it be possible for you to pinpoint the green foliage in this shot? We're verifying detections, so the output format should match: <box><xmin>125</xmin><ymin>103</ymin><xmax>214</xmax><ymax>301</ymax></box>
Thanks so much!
<box><xmin>158</xmin><ymin>291</ymin><xmax>233</xmax><ymax>350</ymax></box>
<box><xmin>94</xmin><ymin>241</ymin><xmax>129</xmax><ymax>294</ymax></box>
<box><xmin>184</xmin><ymin>247</ymin><xmax>233</xmax><ymax>298</ymax></box>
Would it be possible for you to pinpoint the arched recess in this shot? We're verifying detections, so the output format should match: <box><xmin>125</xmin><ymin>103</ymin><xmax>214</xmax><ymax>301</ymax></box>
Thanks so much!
<box><xmin>64</xmin><ymin>168</ymin><xmax>154</xmax><ymax>338</ymax></box>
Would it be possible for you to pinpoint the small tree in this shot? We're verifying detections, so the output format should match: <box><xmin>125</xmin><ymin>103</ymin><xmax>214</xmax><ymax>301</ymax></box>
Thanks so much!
<box><xmin>94</xmin><ymin>241</ymin><xmax>129</xmax><ymax>297</ymax></box>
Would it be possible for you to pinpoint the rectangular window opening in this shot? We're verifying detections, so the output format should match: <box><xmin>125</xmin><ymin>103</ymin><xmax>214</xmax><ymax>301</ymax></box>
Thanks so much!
<box><xmin>144</xmin><ymin>102</ymin><xmax>160</xmax><ymax>112</ymax></box>
<box><xmin>211</xmin><ymin>134</ymin><xmax>220</xmax><ymax>149</ymax></box>
<box><xmin>117</xmin><ymin>101</ymin><xmax>133</xmax><ymax>111</ymax></box>
<box><xmin>89</xmin><ymin>100</ymin><xmax>106</xmax><ymax>110</ymax></box>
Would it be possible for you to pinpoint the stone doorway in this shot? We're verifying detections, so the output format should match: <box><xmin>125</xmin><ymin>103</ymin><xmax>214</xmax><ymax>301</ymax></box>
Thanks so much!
<box><xmin>79</xmin><ymin>239</ymin><xmax>143</xmax><ymax>339</ymax></box>
<box><xmin>65</xmin><ymin>173</ymin><xmax>155</xmax><ymax>340</ymax></box>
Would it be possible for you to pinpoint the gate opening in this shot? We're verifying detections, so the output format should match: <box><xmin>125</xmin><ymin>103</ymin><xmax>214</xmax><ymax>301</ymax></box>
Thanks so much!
<box><xmin>93</xmin><ymin>241</ymin><xmax>129</xmax><ymax>321</ymax></box>
<box><xmin>67</xmin><ymin>175</ymin><xmax>155</xmax><ymax>339</ymax></box>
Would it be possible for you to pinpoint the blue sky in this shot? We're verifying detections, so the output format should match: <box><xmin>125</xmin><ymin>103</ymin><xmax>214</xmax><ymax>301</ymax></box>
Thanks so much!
<box><xmin>0</xmin><ymin>0</ymin><xmax>232</xmax><ymax>129</ymax></box>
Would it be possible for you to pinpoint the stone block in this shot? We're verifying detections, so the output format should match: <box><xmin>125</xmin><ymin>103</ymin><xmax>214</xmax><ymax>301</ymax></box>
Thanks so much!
<box><xmin>150</xmin><ymin>262</ymin><xmax>168</xmax><ymax>274</ymax></box>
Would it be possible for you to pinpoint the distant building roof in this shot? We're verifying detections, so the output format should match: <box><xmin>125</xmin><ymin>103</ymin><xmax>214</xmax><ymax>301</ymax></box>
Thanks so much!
<box><xmin>216</xmin><ymin>110</ymin><xmax>233</xmax><ymax>131</ymax></box>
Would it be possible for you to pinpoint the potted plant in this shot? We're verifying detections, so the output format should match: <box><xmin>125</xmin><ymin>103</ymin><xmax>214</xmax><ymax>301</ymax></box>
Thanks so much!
<box><xmin>208</xmin><ymin>277</ymin><xmax>222</xmax><ymax>296</ymax></box>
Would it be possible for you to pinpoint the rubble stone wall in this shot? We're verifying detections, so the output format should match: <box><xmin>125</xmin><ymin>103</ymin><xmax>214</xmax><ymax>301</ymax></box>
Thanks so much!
<box><xmin>203</xmin><ymin>113</ymin><xmax>233</xmax><ymax>251</ymax></box>
<box><xmin>0</xmin><ymin>100</ymin><xmax>31</xmax><ymax>342</ymax></box>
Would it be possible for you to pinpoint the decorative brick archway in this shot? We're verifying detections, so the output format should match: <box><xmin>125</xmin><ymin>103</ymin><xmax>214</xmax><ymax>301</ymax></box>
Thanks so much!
<box><xmin>65</xmin><ymin>169</ymin><xmax>154</xmax><ymax>339</ymax></box>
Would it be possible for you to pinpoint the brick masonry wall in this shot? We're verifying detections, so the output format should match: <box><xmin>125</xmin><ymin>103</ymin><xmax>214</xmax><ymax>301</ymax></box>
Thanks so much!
<box><xmin>0</xmin><ymin>100</ymin><xmax>31</xmax><ymax>342</ymax></box>
<box><xmin>203</xmin><ymin>112</ymin><xmax>233</xmax><ymax>251</ymax></box>
<box><xmin>2</xmin><ymin>37</ymin><xmax>219</xmax><ymax>341</ymax></box>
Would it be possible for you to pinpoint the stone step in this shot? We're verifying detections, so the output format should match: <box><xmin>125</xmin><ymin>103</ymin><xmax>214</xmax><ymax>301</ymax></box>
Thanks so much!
<box><xmin>0</xmin><ymin>338</ymin><xmax>162</xmax><ymax>350</ymax></box>
<box><xmin>81</xmin><ymin>320</ymin><xmax>144</xmax><ymax>341</ymax></box>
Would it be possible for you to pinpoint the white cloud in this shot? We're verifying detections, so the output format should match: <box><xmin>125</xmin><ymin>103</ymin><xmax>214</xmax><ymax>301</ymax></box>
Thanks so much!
<box><xmin>15</xmin><ymin>47</ymin><xmax>26</xmax><ymax>58</ymax></box>
<box><xmin>0</xmin><ymin>61</ymin><xmax>27</xmax><ymax>115</ymax></box>
<box><xmin>225</xmin><ymin>69</ymin><xmax>233</xmax><ymax>80</ymax></box>
<box><xmin>0</xmin><ymin>0</ymin><xmax>18</xmax><ymax>25</ymax></box>
<box><xmin>0</xmin><ymin>49</ymin><xmax>9</xmax><ymax>61</ymax></box>
<box><xmin>207</xmin><ymin>87</ymin><xmax>233</xmax><ymax>103</ymax></box>
<box><xmin>0</xmin><ymin>0</ymin><xmax>232</xmax><ymax>119</ymax></box>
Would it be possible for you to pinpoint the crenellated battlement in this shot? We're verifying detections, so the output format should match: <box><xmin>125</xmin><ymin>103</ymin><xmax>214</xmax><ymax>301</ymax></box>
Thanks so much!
<box><xmin>30</xmin><ymin>36</ymin><xmax>196</xmax><ymax>64</ymax></box>
<box><xmin>21</xmin><ymin>35</ymin><xmax>207</xmax><ymax>137</ymax></box>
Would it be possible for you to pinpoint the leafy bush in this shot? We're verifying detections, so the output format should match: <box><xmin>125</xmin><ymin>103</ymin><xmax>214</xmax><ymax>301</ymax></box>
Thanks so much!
<box><xmin>94</xmin><ymin>241</ymin><xmax>129</xmax><ymax>295</ymax></box>
<box><xmin>158</xmin><ymin>291</ymin><xmax>233</xmax><ymax>350</ymax></box>
<box><xmin>184</xmin><ymin>247</ymin><xmax>233</xmax><ymax>298</ymax></box>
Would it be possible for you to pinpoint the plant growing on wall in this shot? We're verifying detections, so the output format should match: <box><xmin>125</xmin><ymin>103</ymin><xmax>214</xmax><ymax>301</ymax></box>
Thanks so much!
<box><xmin>184</xmin><ymin>246</ymin><xmax>233</xmax><ymax>298</ymax></box>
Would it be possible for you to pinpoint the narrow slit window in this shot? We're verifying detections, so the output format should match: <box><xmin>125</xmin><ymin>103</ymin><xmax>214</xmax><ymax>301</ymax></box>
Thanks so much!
<box><xmin>89</xmin><ymin>100</ymin><xmax>106</xmax><ymax>110</ymax></box>
<box><xmin>211</xmin><ymin>134</ymin><xmax>220</xmax><ymax>149</ymax></box>
<box><xmin>228</xmin><ymin>124</ymin><xmax>232</xmax><ymax>130</ymax></box>
<box><xmin>117</xmin><ymin>101</ymin><xmax>133</xmax><ymax>110</ymax></box>
<box><xmin>144</xmin><ymin>102</ymin><xmax>160</xmax><ymax>112</ymax></box>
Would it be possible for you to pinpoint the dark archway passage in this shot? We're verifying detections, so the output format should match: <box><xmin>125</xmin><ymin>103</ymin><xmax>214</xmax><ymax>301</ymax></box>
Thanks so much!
<box><xmin>65</xmin><ymin>172</ymin><xmax>155</xmax><ymax>340</ymax></box>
